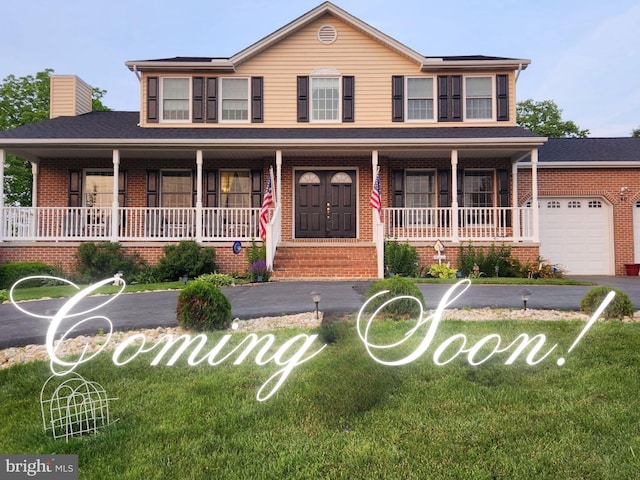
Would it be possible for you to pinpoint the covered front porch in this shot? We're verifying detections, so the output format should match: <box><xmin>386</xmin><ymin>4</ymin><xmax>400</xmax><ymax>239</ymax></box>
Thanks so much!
<box><xmin>0</xmin><ymin>141</ymin><xmax>543</xmax><ymax>278</ymax></box>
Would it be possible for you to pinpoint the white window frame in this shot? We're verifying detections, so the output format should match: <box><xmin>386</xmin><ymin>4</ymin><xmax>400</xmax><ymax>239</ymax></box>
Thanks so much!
<box><xmin>160</xmin><ymin>77</ymin><xmax>191</xmax><ymax>122</ymax></box>
<box><xmin>463</xmin><ymin>169</ymin><xmax>495</xmax><ymax>207</ymax></box>
<box><xmin>219</xmin><ymin>77</ymin><xmax>250</xmax><ymax>123</ymax></box>
<box><xmin>405</xmin><ymin>77</ymin><xmax>436</xmax><ymax>122</ymax></box>
<box><xmin>160</xmin><ymin>169</ymin><xmax>193</xmax><ymax>208</ymax></box>
<box><xmin>463</xmin><ymin>76</ymin><xmax>495</xmax><ymax>122</ymax></box>
<box><xmin>83</xmin><ymin>169</ymin><xmax>114</xmax><ymax>208</ymax></box>
<box><xmin>310</xmin><ymin>76</ymin><xmax>341</xmax><ymax>123</ymax></box>
<box><xmin>220</xmin><ymin>169</ymin><xmax>252</xmax><ymax>208</ymax></box>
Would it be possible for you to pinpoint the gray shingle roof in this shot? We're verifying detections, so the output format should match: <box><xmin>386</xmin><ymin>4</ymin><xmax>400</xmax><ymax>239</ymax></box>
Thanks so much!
<box><xmin>0</xmin><ymin>111</ymin><xmax>540</xmax><ymax>142</ymax></box>
<box><xmin>538</xmin><ymin>138</ymin><xmax>640</xmax><ymax>162</ymax></box>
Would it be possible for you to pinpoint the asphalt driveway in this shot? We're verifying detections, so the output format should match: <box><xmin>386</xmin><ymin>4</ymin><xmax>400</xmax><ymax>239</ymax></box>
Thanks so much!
<box><xmin>1</xmin><ymin>276</ymin><xmax>639</xmax><ymax>349</ymax></box>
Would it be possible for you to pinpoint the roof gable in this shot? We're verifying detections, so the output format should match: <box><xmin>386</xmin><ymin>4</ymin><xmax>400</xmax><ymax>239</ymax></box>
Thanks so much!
<box><xmin>231</xmin><ymin>2</ymin><xmax>425</xmax><ymax>66</ymax></box>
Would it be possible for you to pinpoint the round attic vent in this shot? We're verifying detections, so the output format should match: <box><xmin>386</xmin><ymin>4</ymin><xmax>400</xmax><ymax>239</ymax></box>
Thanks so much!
<box><xmin>317</xmin><ymin>25</ymin><xmax>337</xmax><ymax>44</ymax></box>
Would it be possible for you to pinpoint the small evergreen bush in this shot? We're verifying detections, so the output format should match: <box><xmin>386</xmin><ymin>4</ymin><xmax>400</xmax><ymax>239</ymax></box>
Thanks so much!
<box><xmin>580</xmin><ymin>286</ymin><xmax>634</xmax><ymax>320</ymax></box>
<box><xmin>366</xmin><ymin>276</ymin><xmax>425</xmax><ymax>319</ymax></box>
<box><xmin>0</xmin><ymin>262</ymin><xmax>61</xmax><ymax>289</ymax></box>
<box><xmin>76</xmin><ymin>242</ymin><xmax>144</xmax><ymax>283</ymax></box>
<box><xmin>176</xmin><ymin>281</ymin><xmax>232</xmax><ymax>331</ymax></box>
<box><xmin>384</xmin><ymin>241</ymin><xmax>418</xmax><ymax>277</ymax></box>
<box><xmin>156</xmin><ymin>241</ymin><xmax>216</xmax><ymax>282</ymax></box>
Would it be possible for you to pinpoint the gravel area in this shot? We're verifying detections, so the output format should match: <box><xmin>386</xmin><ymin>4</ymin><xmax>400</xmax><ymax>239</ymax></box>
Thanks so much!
<box><xmin>2</xmin><ymin>308</ymin><xmax>637</xmax><ymax>370</ymax></box>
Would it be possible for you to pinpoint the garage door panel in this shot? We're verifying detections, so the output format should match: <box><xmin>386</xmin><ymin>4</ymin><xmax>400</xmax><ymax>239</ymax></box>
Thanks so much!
<box><xmin>538</xmin><ymin>198</ymin><xmax>612</xmax><ymax>275</ymax></box>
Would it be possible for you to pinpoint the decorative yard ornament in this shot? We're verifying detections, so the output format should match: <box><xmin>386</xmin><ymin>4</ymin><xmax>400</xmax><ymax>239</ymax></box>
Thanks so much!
<box><xmin>40</xmin><ymin>373</ymin><xmax>118</xmax><ymax>441</ymax></box>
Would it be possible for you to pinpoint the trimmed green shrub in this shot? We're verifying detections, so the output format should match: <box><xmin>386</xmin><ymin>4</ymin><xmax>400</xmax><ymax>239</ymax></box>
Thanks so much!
<box><xmin>196</xmin><ymin>273</ymin><xmax>235</xmax><ymax>287</ymax></box>
<box><xmin>0</xmin><ymin>289</ymin><xmax>8</xmax><ymax>303</ymax></box>
<box><xmin>156</xmin><ymin>241</ymin><xmax>216</xmax><ymax>282</ymax></box>
<box><xmin>0</xmin><ymin>262</ymin><xmax>61</xmax><ymax>289</ymax></box>
<box><xmin>366</xmin><ymin>276</ymin><xmax>425</xmax><ymax>319</ymax></box>
<box><xmin>384</xmin><ymin>241</ymin><xmax>418</xmax><ymax>277</ymax></box>
<box><xmin>580</xmin><ymin>286</ymin><xmax>635</xmax><ymax>320</ymax></box>
<box><xmin>76</xmin><ymin>242</ymin><xmax>144</xmax><ymax>283</ymax></box>
<box><xmin>176</xmin><ymin>281</ymin><xmax>232</xmax><ymax>331</ymax></box>
<box><xmin>428</xmin><ymin>263</ymin><xmax>458</xmax><ymax>279</ymax></box>
<box><xmin>458</xmin><ymin>242</ymin><xmax>524</xmax><ymax>278</ymax></box>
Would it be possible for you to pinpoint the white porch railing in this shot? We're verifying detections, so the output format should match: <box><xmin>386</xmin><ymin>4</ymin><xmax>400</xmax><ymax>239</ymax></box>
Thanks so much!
<box><xmin>383</xmin><ymin>207</ymin><xmax>534</xmax><ymax>241</ymax></box>
<box><xmin>1</xmin><ymin>206</ymin><xmax>260</xmax><ymax>241</ymax></box>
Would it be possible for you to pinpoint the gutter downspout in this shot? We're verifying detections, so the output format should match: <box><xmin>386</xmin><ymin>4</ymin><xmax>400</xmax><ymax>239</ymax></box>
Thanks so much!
<box><xmin>515</xmin><ymin>63</ymin><xmax>523</xmax><ymax>83</ymax></box>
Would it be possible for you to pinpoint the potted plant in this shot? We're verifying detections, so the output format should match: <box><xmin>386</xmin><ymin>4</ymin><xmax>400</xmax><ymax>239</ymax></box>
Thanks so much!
<box><xmin>249</xmin><ymin>260</ymin><xmax>271</xmax><ymax>282</ymax></box>
<box><xmin>624</xmin><ymin>263</ymin><xmax>640</xmax><ymax>276</ymax></box>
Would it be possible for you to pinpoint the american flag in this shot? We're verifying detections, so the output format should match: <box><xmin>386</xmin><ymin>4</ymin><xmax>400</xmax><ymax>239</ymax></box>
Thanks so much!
<box><xmin>370</xmin><ymin>167</ymin><xmax>382</xmax><ymax>217</ymax></box>
<box><xmin>259</xmin><ymin>168</ymin><xmax>275</xmax><ymax>239</ymax></box>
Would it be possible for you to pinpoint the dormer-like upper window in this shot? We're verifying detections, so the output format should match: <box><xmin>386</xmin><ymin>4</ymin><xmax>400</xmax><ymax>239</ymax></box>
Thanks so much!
<box><xmin>311</xmin><ymin>77</ymin><xmax>340</xmax><ymax>122</ymax></box>
<box><xmin>161</xmin><ymin>78</ymin><xmax>190</xmax><ymax>121</ymax></box>
<box><xmin>220</xmin><ymin>78</ymin><xmax>249</xmax><ymax>121</ymax></box>
<box><xmin>464</xmin><ymin>76</ymin><xmax>493</xmax><ymax>120</ymax></box>
<box><xmin>406</xmin><ymin>77</ymin><xmax>435</xmax><ymax>121</ymax></box>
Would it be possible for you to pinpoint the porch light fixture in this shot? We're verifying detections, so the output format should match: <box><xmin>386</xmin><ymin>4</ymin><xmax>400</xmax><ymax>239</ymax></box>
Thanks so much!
<box><xmin>620</xmin><ymin>186</ymin><xmax>631</xmax><ymax>201</ymax></box>
<box><xmin>519</xmin><ymin>288</ymin><xmax>532</xmax><ymax>310</ymax></box>
<box><xmin>310</xmin><ymin>291</ymin><xmax>322</xmax><ymax>319</ymax></box>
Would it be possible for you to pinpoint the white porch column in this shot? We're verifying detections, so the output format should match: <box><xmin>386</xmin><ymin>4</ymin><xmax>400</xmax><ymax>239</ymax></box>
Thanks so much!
<box><xmin>31</xmin><ymin>162</ymin><xmax>39</xmax><ymax>238</ymax></box>
<box><xmin>372</xmin><ymin>150</ymin><xmax>384</xmax><ymax>278</ymax></box>
<box><xmin>451</xmin><ymin>149</ymin><xmax>459</xmax><ymax>243</ymax></box>
<box><xmin>531</xmin><ymin>148</ymin><xmax>540</xmax><ymax>243</ymax></box>
<box><xmin>195</xmin><ymin>150</ymin><xmax>203</xmax><ymax>243</ymax></box>
<box><xmin>111</xmin><ymin>150</ymin><xmax>120</xmax><ymax>242</ymax></box>
<box><xmin>275</xmin><ymin>150</ymin><xmax>282</xmax><ymax>206</ymax></box>
<box><xmin>512</xmin><ymin>161</ymin><xmax>520</xmax><ymax>241</ymax></box>
<box><xmin>31</xmin><ymin>162</ymin><xmax>38</xmax><ymax>208</ymax></box>
<box><xmin>0</xmin><ymin>149</ymin><xmax>4</xmax><ymax>241</ymax></box>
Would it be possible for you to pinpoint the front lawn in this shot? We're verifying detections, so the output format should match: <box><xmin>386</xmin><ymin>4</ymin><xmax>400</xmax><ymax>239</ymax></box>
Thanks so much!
<box><xmin>1</xmin><ymin>317</ymin><xmax>638</xmax><ymax>479</ymax></box>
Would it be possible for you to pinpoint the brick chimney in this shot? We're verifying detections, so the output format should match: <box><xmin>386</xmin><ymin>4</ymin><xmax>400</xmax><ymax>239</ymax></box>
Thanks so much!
<box><xmin>49</xmin><ymin>75</ymin><xmax>93</xmax><ymax>119</ymax></box>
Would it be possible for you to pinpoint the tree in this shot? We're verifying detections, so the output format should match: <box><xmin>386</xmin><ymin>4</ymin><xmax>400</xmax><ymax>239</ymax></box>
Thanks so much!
<box><xmin>0</xmin><ymin>69</ymin><xmax>110</xmax><ymax>205</ymax></box>
<box><xmin>632</xmin><ymin>126</ymin><xmax>640</xmax><ymax>137</ymax></box>
<box><xmin>516</xmin><ymin>99</ymin><xmax>589</xmax><ymax>138</ymax></box>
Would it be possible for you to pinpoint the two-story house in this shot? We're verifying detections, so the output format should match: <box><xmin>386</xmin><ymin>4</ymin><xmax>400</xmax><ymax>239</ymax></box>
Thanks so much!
<box><xmin>0</xmin><ymin>2</ymin><xmax>572</xmax><ymax>279</ymax></box>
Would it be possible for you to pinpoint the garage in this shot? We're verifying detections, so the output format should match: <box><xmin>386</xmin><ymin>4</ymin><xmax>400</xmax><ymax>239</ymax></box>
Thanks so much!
<box><xmin>537</xmin><ymin>197</ymin><xmax>613</xmax><ymax>275</ymax></box>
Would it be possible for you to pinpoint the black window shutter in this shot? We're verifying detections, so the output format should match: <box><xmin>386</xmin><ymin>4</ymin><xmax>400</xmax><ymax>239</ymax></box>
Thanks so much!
<box><xmin>118</xmin><ymin>171</ymin><xmax>126</xmax><ymax>206</ymax></box>
<box><xmin>438</xmin><ymin>76</ymin><xmax>462</xmax><ymax>122</ymax></box>
<box><xmin>457</xmin><ymin>169</ymin><xmax>464</xmax><ymax>206</ymax></box>
<box><xmin>146</xmin><ymin>170</ymin><xmax>160</xmax><ymax>207</ymax></box>
<box><xmin>342</xmin><ymin>76</ymin><xmax>354</xmax><ymax>122</ymax></box>
<box><xmin>437</xmin><ymin>169</ymin><xmax>450</xmax><ymax>207</ymax></box>
<box><xmin>192</xmin><ymin>170</ymin><xmax>197</xmax><ymax>207</ymax></box>
<box><xmin>206</xmin><ymin>77</ymin><xmax>218</xmax><ymax>123</ymax></box>
<box><xmin>450</xmin><ymin>75</ymin><xmax>462</xmax><ymax>121</ymax></box>
<box><xmin>297</xmin><ymin>76</ymin><xmax>309</xmax><ymax>122</ymax></box>
<box><xmin>392</xmin><ymin>170</ymin><xmax>404</xmax><ymax>207</ymax></box>
<box><xmin>392</xmin><ymin>76</ymin><xmax>404</xmax><ymax>122</ymax></box>
<box><xmin>496</xmin><ymin>74</ymin><xmax>509</xmax><ymax>121</ymax></box>
<box><xmin>69</xmin><ymin>170</ymin><xmax>82</xmax><ymax>207</ymax></box>
<box><xmin>497</xmin><ymin>168</ymin><xmax>511</xmax><ymax>226</ymax></box>
<box><xmin>251</xmin><ymin>77</ymin><xmax>264</xmax><ymax>123</ymax></box>
<box><xmin>204</xmin><ymin>170</ymin><xmax>218</xmax><ymax>207</ymax></box>
<box><xmin>251</xmin><ymin>169</ymin><xmax>263</xmax><ymax>208</ymax></box>
<box><xmin>147</xmin><ymin>77</ymin><xmax>159</xmax><ymax>123</ymax></box>
<box><xmin>193</xmin><ymin>77</ymin><xmax>204</xmax><ymax>123</ymax></box>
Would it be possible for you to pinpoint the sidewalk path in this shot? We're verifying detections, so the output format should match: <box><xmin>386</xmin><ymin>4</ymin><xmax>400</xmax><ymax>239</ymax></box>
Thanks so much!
<box><xmin>1</xmin><ymin>276</ymin><xmax>638</xmax><ymax>349</ymax></box>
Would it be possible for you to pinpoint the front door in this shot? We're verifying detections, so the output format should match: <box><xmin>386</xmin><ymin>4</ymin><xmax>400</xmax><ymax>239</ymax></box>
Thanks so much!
<box><xmin>295</xmin><ymin>170</ymin><xmax>356</xmax><ymax>238</ymax></box>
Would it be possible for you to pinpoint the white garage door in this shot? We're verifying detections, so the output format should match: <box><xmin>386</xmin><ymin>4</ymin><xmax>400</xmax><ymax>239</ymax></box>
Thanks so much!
<box><xmin>538</xmin><ymin>197</ymin><xmax>613</xmax><ymax>275</ymax></box>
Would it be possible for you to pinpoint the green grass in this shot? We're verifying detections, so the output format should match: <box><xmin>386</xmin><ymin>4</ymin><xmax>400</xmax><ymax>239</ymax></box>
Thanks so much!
<box><xmin>6</xmin><ymin>276</ymin><xmax>591</xmax><ymax>303</ymax></box>
<box><xmin>1</xmin><ymin>318</ymin><xmax>639</xmax><ymax>479</ymax></box>
<box><xmin>7</xmin><ymin>281</ymin><xmax>187</xmax><ymax>301</ymax></box>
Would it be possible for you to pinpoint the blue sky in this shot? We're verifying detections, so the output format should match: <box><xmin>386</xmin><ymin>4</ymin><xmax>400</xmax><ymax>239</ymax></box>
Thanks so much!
<box><xmin>2</xmin><ymin>0</ymin><xmax>639</xmax><ymax>136</ymax></box>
